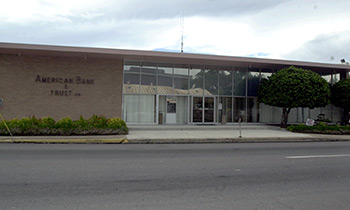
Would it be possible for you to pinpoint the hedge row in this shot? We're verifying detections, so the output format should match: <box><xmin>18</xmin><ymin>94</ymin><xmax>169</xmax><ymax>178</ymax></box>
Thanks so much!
<box><xmin>0</xmin><ymin>115</ymin><xmax>128</xmax><ymax>136</ymax></box>
<box><xmin>287</xmin><ymin>123</ymin><xmax>350</xmax><ymax>135</ymax></box>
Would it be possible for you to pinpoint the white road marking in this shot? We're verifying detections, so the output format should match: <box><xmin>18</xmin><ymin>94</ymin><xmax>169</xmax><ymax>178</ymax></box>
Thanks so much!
<box><xmin>286</xmin><ymin>154</ymin><xmax>350</xmax><ymax>159</ymax></box>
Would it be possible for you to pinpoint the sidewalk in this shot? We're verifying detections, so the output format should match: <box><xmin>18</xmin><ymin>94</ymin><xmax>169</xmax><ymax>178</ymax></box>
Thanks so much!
<box><xmin>0</xmin><ymin>124</ymin><xmax>349</xmax><ymax>144</ymax></box>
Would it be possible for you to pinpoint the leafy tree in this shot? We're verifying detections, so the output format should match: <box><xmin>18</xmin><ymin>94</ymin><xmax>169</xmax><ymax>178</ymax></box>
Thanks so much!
<box><xmin>258</xmin><ymin>66</ymin><xmax>330</xmax><ymax>128</ymax></box>
<box><xmin>331</xmin><ymin>78</ymin><xmax>350</xmax><ymax>124</ymax></box>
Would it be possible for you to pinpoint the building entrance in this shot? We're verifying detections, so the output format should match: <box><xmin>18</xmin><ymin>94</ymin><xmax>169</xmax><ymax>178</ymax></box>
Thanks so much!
<box><xmin>192</xmin><ymin>96</ymin><xmax>215</xmax><ymax>124</ymax></box>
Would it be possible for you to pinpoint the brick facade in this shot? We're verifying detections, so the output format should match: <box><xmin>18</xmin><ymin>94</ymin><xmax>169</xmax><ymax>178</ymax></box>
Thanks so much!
<box><xmin>0</xmin><ymin>54</ymin><xmax>123</xmax><ymax>120</ymax></box>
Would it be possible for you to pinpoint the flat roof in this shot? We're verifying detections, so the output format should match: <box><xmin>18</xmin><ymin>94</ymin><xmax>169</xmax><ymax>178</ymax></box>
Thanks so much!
<box><xmin>0</xmin><ymin>42</ymin><xmax>349</xmax><ymax>73</ymax></box>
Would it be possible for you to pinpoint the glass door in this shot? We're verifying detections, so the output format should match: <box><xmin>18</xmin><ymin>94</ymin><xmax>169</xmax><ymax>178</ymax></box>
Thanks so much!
<box><xmin>192</xmin><ymin>97</ymin><xmax>203</xmax><ymax>123</ymax></box>
<box><xmin>192</xmin><ymin>96</ymin><xmax>215</xmax><ymax>123</ymax></box>
<box><xmin>204</xmin><ymin>97</ymin><xmax>215</xmax><ymax>123</ymax></box>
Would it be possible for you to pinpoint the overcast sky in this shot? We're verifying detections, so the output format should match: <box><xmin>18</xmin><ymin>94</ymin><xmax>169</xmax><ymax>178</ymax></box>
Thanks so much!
<box><xmin>1</xmin><ymin>0</ymin><xmax>350</xmax><ymax>64</ymax></box>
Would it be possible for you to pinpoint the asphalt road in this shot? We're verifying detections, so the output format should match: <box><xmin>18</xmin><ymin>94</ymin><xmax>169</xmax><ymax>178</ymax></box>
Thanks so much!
<box><xmin>1</xmin><ymin>142</ymin><xmax>350</xmax><ymax>210</ymax></box>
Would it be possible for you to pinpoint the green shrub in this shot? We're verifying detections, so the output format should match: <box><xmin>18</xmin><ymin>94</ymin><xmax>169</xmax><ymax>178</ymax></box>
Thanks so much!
<box><xmin>107</xmin><ymin>118</ymin><xmax>128</xmax><ymax>133</ymax></box>
<box><xmin>0</xmin><ymin>120</ymin><xmax>5</xmax><ymax>129</ymax></box>
<box><xmin>39</xmin><ymin>117</ymin><xmax>56</xmax><ymax>129</ymax></box>
<box><xmin>288</xmin><ymin>124</ymin><xmax>350</xmax><ymax>134</ymax></box>
<box><xmin>0</xmin><ymin>115</ymin><xmax>128</xmax><ymax>136</ymax></box>
<box><xmin>74</xmin><ymin>116</ymin><xmax>90</xmax><ymax>130</ymax></box>
<box><xmin>55</xmin><ymin>117</ymin><xmax>76</xmax><ymax>130</ymax></box>
<box><xmin>87</xmin><ymin>115</ymin><xmax>108</xmax><ymax>129</ymax></box>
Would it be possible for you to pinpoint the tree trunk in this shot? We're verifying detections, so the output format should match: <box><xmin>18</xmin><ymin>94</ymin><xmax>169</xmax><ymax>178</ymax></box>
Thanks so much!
<box><xmin>280</xmin><ymin>107</ymin><xmax>291</xmax><ymax>128</ymax></box>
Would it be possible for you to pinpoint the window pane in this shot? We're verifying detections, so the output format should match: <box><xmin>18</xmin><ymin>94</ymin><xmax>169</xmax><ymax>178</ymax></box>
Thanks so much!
<box><xmin>140</xmin><ymin>74</ymin><xmax>156</xmax><ymax>94</ymax></box>
<box><xmin>141</xmin><ymin>62</ymin><xmax>157</xmax><ymax>74</ymax></box>
<box><xmin>219</xmin><ymin>97</ymin><xmax>232</xmax><ymax>123</ymax></box>
<box><xmin>190</xmin><ymin>65</ymin><xmax>204</xmax><ymax>95</ymax></box>
<box><xmin>219</xmin><ymin>70</ymin><xmax>232</xmax><ymax>96</ymax></box>
<box><xmin>123</xmin><ymin>95</ymin><xmax>139</xmax><ymax>122</ymax></box>
<box><xmin>322</xmin><ymin>74</ymin><xmax>332</xmax><ymax>84</ymax></box>
<box><xmin>158</xmin><ymin>63</ymin><xmax>173</xmax><ymax>75</ymax></box>
<box><xmin>204</xmin><ymin>67</ymin><xmax>218</xmax><ymax>95</ymax></box>
<box><xmin>247</xmin><ymin>97</ymin><xmax>258</xmax><ymax>122</ymax></box>
<box><xmin>234</xmin><ymin>97</ymin><xmax>246</xmax><ymax>122</ymax></box>
<box><xmin>332</xmin><ymin>73</ymin><xmax>340</xmax><ymax>85</ymax></box>
<box><xmin>261</xmin><ymin>68</ymin><xmax>273</xmax><ymax>79</ymax></box>
<box><xmin>124</xmin><ymin>73</ymin><xmax>139</xmax><ymax>85</ymax></box>
<box><xmin>123</xmin><ymin>73</ymin><xmax>139</xmax><ymax>94</ymax></box>
<box><xmin>124</xmin><ymin>61</ymin><xmax>140</xmax><ymax>72</ymax></box>
<box><xmin>261</xmin><ymin>72</ymin><xmax>272</xmax><ymax>79</ymax></box>
<box><xmin>174</xmin><ymin>64</ymin><xmax>189</xmax><ymax>76</ymax></box>
<box><xmin>247</xmin><ymin>70</ymin><xmax>260</xmax><ymax>96</ymax></box>
<box><xmin>158</xmin><ymin>76</ymin><xmax>173</xmax><ymax>94</ymax></box>
<box><xmin>139</xmin><ymin>95</ymin><xmax>156</xmax><ymax>123</ymax></box>
<box><xmin>234</xmin><ymin>67</ymin><xmax>246</xmax><ymax>96</ymax></box>
<box><xmin>174</xmin><ymin>77</ymin><xmax>189</xmax><ymax>95</ymax></box>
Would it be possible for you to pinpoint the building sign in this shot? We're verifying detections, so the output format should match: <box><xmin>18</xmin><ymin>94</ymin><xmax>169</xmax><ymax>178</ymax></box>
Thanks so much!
<box><xmin>35</xmin><ymin>75</ymin><xmax>95</xmax><ymax>96</ymax></box>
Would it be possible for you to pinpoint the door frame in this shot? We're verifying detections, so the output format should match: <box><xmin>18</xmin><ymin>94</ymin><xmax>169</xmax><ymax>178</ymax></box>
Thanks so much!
<box><xmin>191</xmin><ymin>96</ymin><xmax>216</xmax><ymax>124</ymax></box>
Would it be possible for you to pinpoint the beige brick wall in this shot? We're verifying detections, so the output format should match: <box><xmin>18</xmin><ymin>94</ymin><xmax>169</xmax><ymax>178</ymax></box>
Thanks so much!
<box><xmin>0</xmin><ymin>54</ymin><xmax>123</xmax><ymax>120</ymax></box>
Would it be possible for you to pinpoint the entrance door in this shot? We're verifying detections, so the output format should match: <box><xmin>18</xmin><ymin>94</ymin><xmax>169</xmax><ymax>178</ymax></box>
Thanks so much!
<box><xmin>192</xmin><ymin>96</ymin><xmax>215</xmax><ymax>123</ymax></box>
<box><xmin>204</xmin><ymin>97</ymin><xmax>215</xmax><ymax>123</ymax></box>
<box><xmin>192</xmin><ymin>97</ymin><xmax>203</xmax><ymax>123</ymax></box>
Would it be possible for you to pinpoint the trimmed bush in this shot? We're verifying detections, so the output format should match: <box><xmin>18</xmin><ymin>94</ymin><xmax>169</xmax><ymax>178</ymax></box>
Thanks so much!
<box><xmin>40</xmin><ymin>117</ymin><xmax>56</xmax><ymax>129</ymax></box>
<box><xmin>107</xmin><ymin>118</ymin><xmax>128</xmax><ymax>133</ymax></box>
<box><xmin>0</xmin><ymin>115</ymin><xmax>128</xmax><ymax>136</ymax></box>
<box><xmin>288</xmin><ymin>124</ymin><xmax>350</xmax><ymax>134</ymax></box>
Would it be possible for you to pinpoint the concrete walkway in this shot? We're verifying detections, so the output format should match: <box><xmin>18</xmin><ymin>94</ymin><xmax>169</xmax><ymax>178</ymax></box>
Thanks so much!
<box><xmin>126</xmin><ymin>124</ymin><xmax>350</xmax><ymax>143</ymax></box>
<box><xmin>1</xmin><ymin>124</ymin><xmax>349</xmax><ymax>144</ymax></box>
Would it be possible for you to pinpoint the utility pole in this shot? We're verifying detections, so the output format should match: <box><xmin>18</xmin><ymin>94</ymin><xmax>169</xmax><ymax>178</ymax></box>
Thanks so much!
<box><xmin>180</xmin><ymin>11</ymin><xmax>184</xmax><ymax>53</ymax></box>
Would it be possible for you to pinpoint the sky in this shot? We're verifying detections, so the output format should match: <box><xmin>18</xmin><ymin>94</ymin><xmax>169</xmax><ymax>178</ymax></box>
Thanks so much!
<box><xmin>1</xmin><ymin>0</ymin><xmax>350</xmax><ymax>64</ymax></box>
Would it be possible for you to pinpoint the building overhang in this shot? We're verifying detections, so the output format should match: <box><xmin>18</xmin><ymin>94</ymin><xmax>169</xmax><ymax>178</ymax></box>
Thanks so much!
<box><xmin>1</xmin><ymin>42</ymin><xmax>349</xmax><ymax>74</ymax></box>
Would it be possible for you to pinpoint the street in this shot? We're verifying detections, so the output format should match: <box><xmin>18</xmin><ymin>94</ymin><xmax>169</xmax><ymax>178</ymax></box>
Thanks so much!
<box><xmin>1</xmin><ymin>142</ymin><xmax>350</xmax><ymax>210</ymax></box>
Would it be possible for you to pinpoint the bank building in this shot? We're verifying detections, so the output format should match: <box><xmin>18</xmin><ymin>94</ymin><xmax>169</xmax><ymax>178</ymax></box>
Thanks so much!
<box><xmin>0</xmin><ymin>43</ymin><xmax>349</xmax><ymax>125</ymax></box>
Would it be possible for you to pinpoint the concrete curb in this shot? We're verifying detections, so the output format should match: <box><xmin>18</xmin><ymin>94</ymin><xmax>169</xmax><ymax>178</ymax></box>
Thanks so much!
<box><xmin>0</xmin><ymin>138</ymin><xmax>128</xmax><ymax>144</ymax></box>
<box><xmin>126</xmin><ymin>137</ymin><xmax>350</xmax><ymax>144</ymax></box>
<box><xmin>0</xmin><ymin>134</ymin><xmax>349</xmax><ymax>144</ymax></box>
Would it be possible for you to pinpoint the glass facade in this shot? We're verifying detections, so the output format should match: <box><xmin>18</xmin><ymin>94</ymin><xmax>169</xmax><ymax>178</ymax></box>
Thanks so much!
<box><xmin>123</xmin><ymin>60</ymin><xmax>343</xmax><ymax>124</ymax></box>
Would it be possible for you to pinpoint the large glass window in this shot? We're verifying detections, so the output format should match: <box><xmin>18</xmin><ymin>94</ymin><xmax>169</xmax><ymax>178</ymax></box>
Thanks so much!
<box><xmin>247</xmin><ymin>69</ymin><xmax>260</xmax><ymax>97</ymax></box>
<box><xmin>123</xmin><ymin>95</ymin><xmax>156</xmax><ymax>123</ymax></box>
<box><xmin>158</xmin><ymin>76</ymin><xmax>173</xmax><ymax>94</ymax></box>
<box><xmin>190</xmin><ymin>65</ymin><xmax>204</xmax><ymax>95</ymax></box>
<box><xmin>124</xmin><ymin>61</ymin><xmax>141</xmax><ymax>94</ymax></box>
<box><xmin>141</xmin><ymin>62</ymin><xmax>157</xmax><ymax>74</ymax></box>
<box><xmin>219</xmin><ymin>97</ymin><xmax>232</xmax><ymax>123</ymax></box>
<box><xmin>123</xmin><ymin>95</ymin><xmax>139</xmax><ymax>123</ymax></box>
<box><xmin>247</xmin><ymin>97</ymin><xmax>258</xmax><ymax>122</ymax></box>
<box><xmin>124</xmin><ymin>61</ymin><xmax>141</xmax><ymax>72</ymax></box>
<box><xmin>322</xmin><ymin>74</ymin><xmax>332</xmax><ymax>84</ymax></box>
<box><xmin>158</xmin><ymin>63</ymin><xmax>173</xmax><ymax>75</ymax></box>
<box><xmin>140</xmin><ymin>74</ymin><xmax>156</xmax><ymax>94</ymax></box>
<box><xmin>176</xmin><ymin>96</ymin><xmax>188</xmax><ymax>124</ymax></box>
<box><xmin>234</xmin><ymin>67</ymin><xmax>246</xmax><ymax>97</ymax></box>
<box><xmin>158</xmin><ymin>63</ymin><xmax>173</xmax><ymax>95</ymax></box>
<box><xmin>139</xmin><ymin>95</ymin><xmax>156</xmax><ymax>123</ymax></box>
<box><xmin>332</xmin><ymin>73</ymin><xmax>340</xmax><ymax>85</ymax></box>
<box><xmin>140</xmin><ymin>62</ymin><xmax>157</xmax><ymax>94</ymax></box>
<box><xmin>174</xmin><ymin>64</ymin><xmax>189</xmax><ymax>76</ymax></box>
<box><xmin>174</xmin><ymin>64</ymin><xmax>189</xmax><ymax>95</ymax></box>
<box><xmin>234</xmin><ymin>97</ymin><xmax>246</xmax><ymax>122</ymax></box>
<box><xmin>204</xmin><ymin>67</ymin><xmax>218</xmax><ymax>95</ymax></box>
<box><xmin>219</xmin><ymin>67</ymin><xmax>233</xmax><ymax>96</ymax></box>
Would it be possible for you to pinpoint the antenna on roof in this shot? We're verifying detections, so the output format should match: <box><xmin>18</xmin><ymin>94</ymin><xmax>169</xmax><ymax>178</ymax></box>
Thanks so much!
<box><xmin>180</xmin><ymin>11</ymin><xmax>184</xmax><ymax>53</ymax></box>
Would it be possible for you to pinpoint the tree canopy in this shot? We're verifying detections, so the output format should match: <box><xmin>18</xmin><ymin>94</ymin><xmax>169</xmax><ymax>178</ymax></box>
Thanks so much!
<box><xmin>331</xmin><ymin>78</ymin><xmax>350</xmax><ymax>123</ymax></box>
<box><xmin>258</xmin><ymin>66</ymin><xmax>330</xmax><ymax>127</ymax></box>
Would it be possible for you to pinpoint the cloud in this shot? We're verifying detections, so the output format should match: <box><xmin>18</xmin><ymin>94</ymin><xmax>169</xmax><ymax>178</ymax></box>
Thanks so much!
<box><xmin>1</xmin><ymin>0</ymin><xmax>350</xmax><ymax>64</ymax></box>
<box><xmin>284</xmin><ymin>31</ymin><xmax>350</xmax><ymax>63</ymax></box>
<box><xmin>100</xmin><ymin>0</ymin><xmax>285</xmax><ymax>20</ymax></box>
